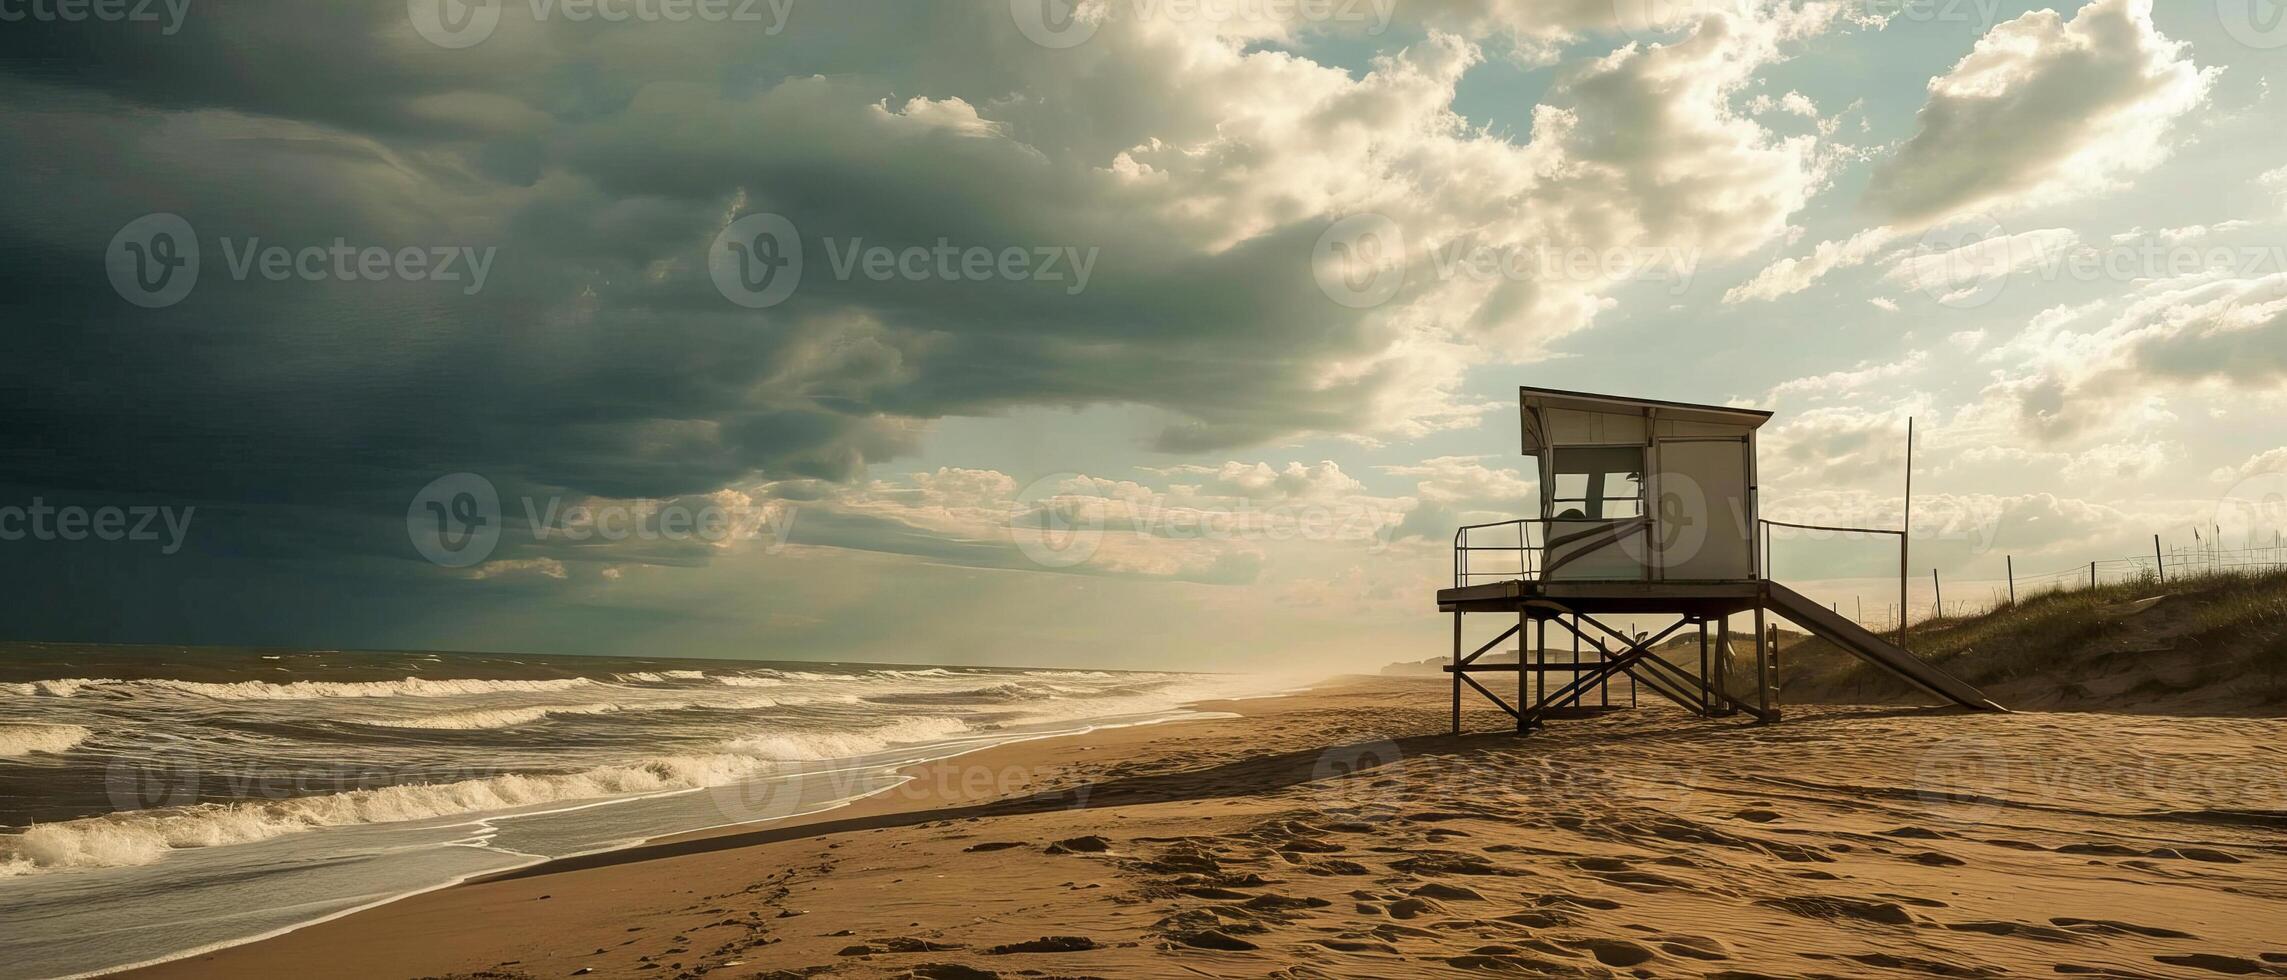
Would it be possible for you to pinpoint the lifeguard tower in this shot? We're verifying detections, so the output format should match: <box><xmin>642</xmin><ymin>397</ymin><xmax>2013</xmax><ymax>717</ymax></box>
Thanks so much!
<box><xmin>1436</xmin><ymin>387</ymin><xmax>2002</xmax><ymax>733</ymax></box>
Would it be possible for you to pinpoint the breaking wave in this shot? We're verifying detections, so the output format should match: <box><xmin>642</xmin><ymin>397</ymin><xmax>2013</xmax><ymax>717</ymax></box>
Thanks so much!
<box><xmin>0</xmin><ymin>715</ymin><xmax>973</xmax><ymax>875</ymax></box>
<box><xmin>0</xmin><ymin>723</ymin><xmax>91</xmax><ymax>757</ymax></box>
<box><xmin>357</xmin><ymin>703</ymin><xmax>636</xmax><ymax>731</ymax></box>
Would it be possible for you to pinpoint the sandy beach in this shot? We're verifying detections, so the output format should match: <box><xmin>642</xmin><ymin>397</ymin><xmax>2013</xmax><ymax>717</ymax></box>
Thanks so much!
<box><xmin>118</xmin><ymin>676</ymin><xmax>2287</xmax><ymax>979</ymax></box>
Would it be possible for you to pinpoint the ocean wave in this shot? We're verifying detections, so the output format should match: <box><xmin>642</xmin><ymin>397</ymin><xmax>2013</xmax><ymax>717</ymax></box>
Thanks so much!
<box><xmin>719</xmin><ymin>715</ymin><xmax>973</xmax><ymax>761</ymax></box>
<box><xmin>0</xmin><ymin>715</ymin><xmax>973</xmax><ymax>875</ymax></box>
<box><xmin>0</xmin><ymin>723</ymin><xmax>91</xmax><ymax>757</ymax></box>
<box><xmin>611</xmin><ymin>670</ymin><xmax>709</xmax><ymax>684</ymax></box>
<box><xmin>712</xmin><ymin>675</ymin><xmax>785</xmax><ymax>688</ymax></box>
<box><xmin>357</xmin><ymin>703</ymin><xmax>638</xmax><ymax>731</ymax></box>
<box><xmin>0</xmin><ymin>676</ymin><xmax>598</xmax><ymax>701</ymax></box>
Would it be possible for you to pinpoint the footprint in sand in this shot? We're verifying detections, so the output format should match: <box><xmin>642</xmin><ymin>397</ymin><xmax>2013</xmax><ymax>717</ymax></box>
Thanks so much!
<box><xmin>1559</xmin><ymin>937</ymin><xmax>1658</xmax><ymax>967</ymax></box>
<box><xmin>1846</xmin><ymin>951</ymin><xmax>2001</xmax><ymax>976</ymax></box>
<box><xmin>1165</xmin><ymin>929</ymin><xmax>1258</xmax><ymax>951</ymax></box>
<box><xmin>1754</xmin><ymin>895</ymin><xmax>1918</xmax><ymax>926</ymax></box>
<box><xmin>2155</xmin><ymin>953</ymin><xmax>2273</xmax><ymax>975</ymax></box>
<box><xmin>2049</xmin><ymin>917</ymin><xmax>2197</xmax><ymax>940</ymax></box>
<box><xmin>1942</xmin><ymin>920</ymin><xmax>2084</xmax><ymax>944</ymax></box>
<box><xmin>1408</xmin><ymin>882</ymin><xmax>1485</xmax><ymax>902</ymax></box>
<box><xmin>984</xmin><ymin>936</ymin><xmax>1099</xmax><ymax>954</ymax></box>
<box><xmin>1384</xmin><ymin>896</ymin><xmax>1446</xmax><ymax>920</ymax></box>
<box><xmin>1634</xmin><ymin>933</ymin><xmax>1729</xmax><ymax>960</ymax></box>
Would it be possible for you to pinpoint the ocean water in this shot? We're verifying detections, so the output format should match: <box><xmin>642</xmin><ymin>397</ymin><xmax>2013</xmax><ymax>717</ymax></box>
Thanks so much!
<box><xmin>0</xmin><ymin>644</ymin><xmax>1258</xmax><ymax>978</ymax></box>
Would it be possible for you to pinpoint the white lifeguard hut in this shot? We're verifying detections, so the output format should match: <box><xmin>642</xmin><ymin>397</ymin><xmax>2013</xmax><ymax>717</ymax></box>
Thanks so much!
<box><xmin>1436</xmin><ymin>387</ymin><xmax>2002</xmax><ymax>733</ymax></box>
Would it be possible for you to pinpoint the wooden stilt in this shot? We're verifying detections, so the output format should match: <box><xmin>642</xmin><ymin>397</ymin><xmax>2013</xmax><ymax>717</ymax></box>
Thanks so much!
<box><xmin>1451</xmin><ymin>610</ymin><xmax>1462</xmax><ymax>736</ymax></box>
<box><xmin>1752</xmin><ymin>602</ymin><xmax>1771</xmax><ymax>723</ymax></box>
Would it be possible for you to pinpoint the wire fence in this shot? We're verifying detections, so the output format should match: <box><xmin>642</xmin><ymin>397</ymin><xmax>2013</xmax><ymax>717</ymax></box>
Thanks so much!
<box><xmin>1769</xmin><ymin>533</ymin><xmax>2287</xmax><ymax>634</ymax></box>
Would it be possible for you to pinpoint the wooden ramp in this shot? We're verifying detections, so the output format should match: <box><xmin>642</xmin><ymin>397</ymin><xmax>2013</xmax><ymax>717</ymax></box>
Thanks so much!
<box><xmin>1763</xmin><ymin>581</ymin><xmax>2005</xmax><ymax>712</ymax></box>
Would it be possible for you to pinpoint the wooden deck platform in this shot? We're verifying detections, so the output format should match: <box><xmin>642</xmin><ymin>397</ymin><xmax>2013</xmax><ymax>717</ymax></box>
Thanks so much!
<box><xmin>1436</xmin><ymin>578</ymin><xmax>1763</xmax><ymax>617</ymax></box>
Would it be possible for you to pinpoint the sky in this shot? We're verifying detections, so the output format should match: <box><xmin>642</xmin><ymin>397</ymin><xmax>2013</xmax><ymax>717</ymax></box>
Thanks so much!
<box><xmin>1</xmin><ymin>0</ymin><xmax>2283</xmax><ymax>672</ymax></box>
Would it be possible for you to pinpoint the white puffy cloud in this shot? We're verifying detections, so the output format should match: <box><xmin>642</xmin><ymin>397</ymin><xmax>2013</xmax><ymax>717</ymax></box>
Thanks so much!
<box><xmin>2263</xmin><ymin>166</ymin><xmax>2287</xmax><ymax>218</ymax></box>
<box><xmin>1863</xmin><ymin>0</ymin><xmax>2214</xmax><ymax>228</ymax></box>
<box><xmin>1723</xmin><ymin>226</ymin><xmax>1898</xmax><ymax>303</ymax></box>
<box><xmin>2212</xmin><ymin>448</ymin><xmax>2287</xmax><ymax>483</ymax></box>
<box><xmin>1982</xmin><ymin>270</ymin><xmax>2287</xmax><ymax>443</ymax></box>
<box><xmin>1880</xmin><ymin>227</ymin><xmax>2080</xmax><ymax>305</ymax></box>
<box><xmin>1154</xmin><ymin>461</ymin><xmax>1366</xmax><ymax>500</ymax></box>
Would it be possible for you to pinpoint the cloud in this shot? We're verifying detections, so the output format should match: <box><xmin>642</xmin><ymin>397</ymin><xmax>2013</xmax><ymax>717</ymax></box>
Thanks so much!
<box><xmin>1981</xmin><ymin>270</ymin><xmax>2287</xmax><ymax>443</ymax></box>
<box><xmin>1880</xmin><ymin>227</ymin><xmax>2080</xmax><ymax>305</ymax></box>
<box><xmin>1380</xmin><ymin>455</ymin><xmax>1536</xmax><ymax>541</ymax></box>
<box><xmin>1153</xmin><ymin>461</ymin><xmax>1366</xmax><ymax>500</ymax></box>
<box><xmin>2212</xmin><ymin>448</ymin><xmax>2287</xmax><ymax>483</ymax></box>
<box><xmin>2264</xmin><ymin>166</ymin><xmax>2287</xmax><ymax>218</ymax></box>
<box><xmin>1724</xmin><ymin>226</ymin><xmax>1900</xmax><ymax>303</ymax></box>
<box><xmin>776</xmin><ymin>463</ymin><xmax>1404</xmax><ymax>584</ymax></box>
<box><xmin>1862</xmin><ymin>0</ymin><xmax>2214</xmax><ymax>228</ymax></box>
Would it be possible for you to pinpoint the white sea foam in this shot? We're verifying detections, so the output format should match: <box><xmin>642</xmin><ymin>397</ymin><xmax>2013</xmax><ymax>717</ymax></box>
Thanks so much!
<box><xmin>0</xmin><ymin>723</ymin><xmax>91</xmax><ymax>757</ymax></box>
<box><xmin>720</xmin><ymin>715</ymin><xmax>973</xmax><ymax>761</ymax></box>
<box><xmin>357</xmin><ymin>703</ymin><xmax>634</xmax><ymax>731</ymax></box>
<box><xmin>712</xmin><ymin>675</ymin><xmax>785</xmax><ymax>688</ymax></box>
<box><xmin>0</xmin><ymin>716</ymin><xmax>974</xmax><ymax>874</ymax></box>
<box><xmin>612</xmin><ymin>670</ymin><xmax>709</xmax><ymax>683</ymax></box>
<box><xmin>0</xmin><ymin>676</ymin><xmax>597</xmax><ymax>701</ymax></box>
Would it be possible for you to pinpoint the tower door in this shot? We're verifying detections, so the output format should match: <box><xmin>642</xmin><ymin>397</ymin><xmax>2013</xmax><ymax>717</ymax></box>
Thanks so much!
<box><xmin>1652</xmin><ymin>438</ymin><xmax>1752</xmax><ymax>581</ymax></box>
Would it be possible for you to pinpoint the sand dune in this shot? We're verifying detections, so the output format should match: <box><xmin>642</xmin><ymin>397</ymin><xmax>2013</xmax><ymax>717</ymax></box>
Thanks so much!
<box><xmin>124</xmin><ymin>677</ymin><xmax>2287</xmax><ymax>979</ymax></box>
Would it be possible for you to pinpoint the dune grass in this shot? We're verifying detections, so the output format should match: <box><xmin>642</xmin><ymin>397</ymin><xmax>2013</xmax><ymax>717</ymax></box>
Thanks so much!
<box><xmin>1782</xmin><ymin>565</ymin><xmax>2287</xmax><ymax>710</ymax></box>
